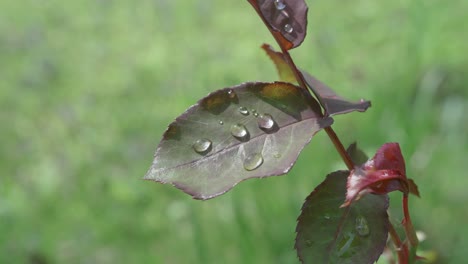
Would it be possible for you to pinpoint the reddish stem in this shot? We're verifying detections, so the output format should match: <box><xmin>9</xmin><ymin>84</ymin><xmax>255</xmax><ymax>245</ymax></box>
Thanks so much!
<box><xmin>388</xmin><ymin>221</ymin><xmax>409</xmax><ymax>264</ymax></box>
<box><xmin>324</xmin><ymin>127</ymin><xmax>354</xmax><ymax>170</ymax></box>
<box><xmin>402</xmin><ymin>194</ymin><xmax>419</xmax><ymax>259</ymax></box>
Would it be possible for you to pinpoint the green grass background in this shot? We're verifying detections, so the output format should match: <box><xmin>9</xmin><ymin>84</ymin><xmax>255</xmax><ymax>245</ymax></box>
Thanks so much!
<box><xmin>1</xmin><ymin>0</ymin><xmax>467</xmax><ymax>263</ymax></box>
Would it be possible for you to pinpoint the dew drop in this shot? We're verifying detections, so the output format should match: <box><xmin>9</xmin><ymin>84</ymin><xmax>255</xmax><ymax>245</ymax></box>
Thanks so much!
<box><xmin>258</xmin><ymin>114</ymin><xmax>275</xmax><ymax>130</ymax></box>
<box><xmin>227</xmin><ymin>89</ymin><xmax>236</xmax><ymax>99</ymax></box>
<box><xmin>218</xmin><ymin>120</ymin><xmax>224</xmax><ymax>125</ymax></box>
<box><xmin>230</xmin><ymin>124</ymin><xmax>248</xmax><ymax>139</ymax></box>
<box><xmin>324</xmin><ymin>214</ymin><xmax>331</xmax><ymax>220</ymax></box>
<box><xmin>274</xmin><ymin>0</ymin><xmax>286</xmax><ymax>10</ymax></box>
<box><xmin>284</xmin><ymin>23</ymin><xmax>293</xmax><ymax>33</ymax></box>
<box><xmin>355</xmin><ymin>215</ymin><xmax>370</xmax><ymax>237</ymax></box>
<box><xmin>192</xmin><ymin>138</ymin><xmax>212</xmax><ymax>153</ymax></box>
<box><xmin>273</xmin><ymin>151</ymin><xmax>281</xmax><ymax>159</ymax></box>
<box><xmin>243</xmin><ymin>153</ymin><xmax>263</xmax><ymax>171</ymax></box>
<box><xmin>251</xmin><ymin>109</ymin><xmax>259</xmax><ymax>117</ymax></box>
<box><xmin>238</xmin><ymin>106</ymin><xmax>249</xmax><ymax>116</ymax></box>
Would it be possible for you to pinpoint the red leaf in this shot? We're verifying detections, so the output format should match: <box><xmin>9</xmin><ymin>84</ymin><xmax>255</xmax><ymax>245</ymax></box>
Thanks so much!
<box><xmin>342</xmin><ymin>168</ymin><xmax>407</xmax><ymax>207</ymax></box>
<box><xmin>365</xmin><ymin>142</ymin><xmax>406</xmax><ymax>176</ymax></box>
<box><xmin>342</xmin><ymin>143</ymin><xmax>420</xmax><ymax>207</ymax></box>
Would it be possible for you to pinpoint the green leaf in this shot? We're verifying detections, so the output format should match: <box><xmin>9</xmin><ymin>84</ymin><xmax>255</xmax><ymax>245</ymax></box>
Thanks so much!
<box><xmin>145</xmin><ymin>82</ymin><xmax>332</xmax><ymax>199</ymax></box>
<box><xmin>261</xmin><ymin>43</ymin><xmax>296</xmax><ymax>83</ymax></box>
<box><xmin>295</xmin><ymin>171</ymin><xmax>389</xmax><ymax>264</ymax></box>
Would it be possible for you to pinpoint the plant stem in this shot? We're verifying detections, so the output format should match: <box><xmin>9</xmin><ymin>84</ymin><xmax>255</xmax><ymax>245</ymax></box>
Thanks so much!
<box><xmin>388</xmin><ymin>221</ymin><xmax>409</xmax><ymax>264</ymax></box>
<box><xmin>324</xmin><ymin>127</ymin><xmax>354</xmax><ymax>170</ymax></box>
<box><xmin>402</xmin><ymin>194</ymin><xmax>419</xmax><ymax>262</ymax></box>
<box><xmin>279</xmin><ymin>47</ymin><xmax>355</xmax><ymax>170</ymax></box>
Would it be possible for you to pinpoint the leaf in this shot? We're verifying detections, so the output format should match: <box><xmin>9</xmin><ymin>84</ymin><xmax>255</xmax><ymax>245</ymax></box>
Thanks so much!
<box><xmin>343</xmin><ymin>143</ymin><xmax>420</xmax><ymax>207</ymax></box>
<box><xmin>261</xmin><ymin>43</ymin><xmax>296</xmax><ymax>83</ymax></box>
<box><xmin>144</xmin><ymin>82</ymin><xmax>333</xmax><ymax>200</ymax></box>
<box><xmin>346</xmin><ymin>142</ymin><xmax>368</xmax><ymax>165</ymax></box>
<box><xmin>295</xmin><ymin>171</ymin><xmax>389</xmax><ymax>264</ymax></box>
<box><xmin>247</xmin><ymin>0</ymin><xmax>308</xmax><ymax>50</ymax></box>
<box><xmin>259</xmin><ymin>44</ymin><xmax>371</xmax><ymax>116</ymax></box>
<box><xmin>364</xmin><ymin>142</ymin><xmax>406</xmax><ymax>174</ymax></box>
<box><xmin>343</xmin><ymin>168</ymin><xmax>409</xmax><ymax>207</ymax></box>
<box><xmin>301</xmin><ymin>70</ymin><xmax>371</xmax><ymax>116</ymax></box>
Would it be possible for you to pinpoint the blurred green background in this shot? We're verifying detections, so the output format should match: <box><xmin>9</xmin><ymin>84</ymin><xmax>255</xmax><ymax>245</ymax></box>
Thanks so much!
<box><xmin>1</xmin><ymin>0</ymin><xmax>467</xmax><ymax>263</ymax></box>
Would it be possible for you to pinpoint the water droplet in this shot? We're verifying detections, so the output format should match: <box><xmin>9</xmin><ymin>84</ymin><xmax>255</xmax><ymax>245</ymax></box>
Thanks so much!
<box><xmin>273</xmin><ymin>151</ymin><xmax>281</xmax><ymax>159</ymax></box>
<box><xmin>227</xmin><ymin>89</ymin><xmax>236</xmax><ymax>99</ymax></box>
<box><xmin>192</xmin><ymin>138</ymin><xmax>212</xmax><ymax>153</ymax></box>
<box><xmin>274</xmin><ymin>0</ymin><xmax>286</xmax><ymax>10</ymax></box>
<box><xmin>324</xmin><ymin>214</ymin><xmax>331</xmax><ymax>220</ymax></box>
<box><xmin>230</xmin><ymin>124</ymin><xmax>248</xmax><ymax>139</ymax></box>
<box><xmin>284</xmin><ymin>23</ymin><xmax>293</xmax><ymax>33</ymax></box>
<box><xmin>218</xmin><ymin>120</ymin><xmax>224</xmax><ymax>125</ymax></box>
<box><xmin>355</xmin><ymin>215</ymin><xmax>370</xmax><ymax>237</ymax></box>
<box><xmin>305</xmin><ymin>240</ymin><xmax>313</xmax><ymax>247</ymax></box>
<box><xmin>251</xmin><ymin>109</ymin><xmax>259</xmax><ymax>117</ymax></box>
<box><xmin>238</xmin><ymin>106</ymin><xmax>249</xmax><ymax>115</ymax></box>
<box><xmin>258</xmin><ymin>114</ymin><xmax>275</xmax><ymax>130</ymax></box>
<box><xmin>243</xmin><ymin>153</ymin><xmax>263</xmax><ymax>171</ymax></box>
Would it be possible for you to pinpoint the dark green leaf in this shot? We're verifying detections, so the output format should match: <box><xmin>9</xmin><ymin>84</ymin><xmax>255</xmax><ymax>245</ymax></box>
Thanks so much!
<box><xmin>145</xmin><ymin>82</ymin><xmax>332</xmax><ymax>199</ymax></box>
<box><xmin>295</xmin><ymin>171</ymin><xmax>389</xmax><ymax>264</ymax></box>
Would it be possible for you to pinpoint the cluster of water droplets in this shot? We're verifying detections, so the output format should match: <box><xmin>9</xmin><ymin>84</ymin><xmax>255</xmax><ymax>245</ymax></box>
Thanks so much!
<box><xmin>272</xmin><ymin>0</ymin><xmax>294</xmax><ymax>34</ymax></box>
<box><xmin>192</xmin><ymin>91</ymin><xmax>282</xmax><ymax>171</ymax></box>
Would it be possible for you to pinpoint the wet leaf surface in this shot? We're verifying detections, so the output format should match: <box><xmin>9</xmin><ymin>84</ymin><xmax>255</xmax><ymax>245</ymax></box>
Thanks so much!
<box><xmin>248</xmin><ymin>0</ymin><xmax>308</xmax><ymax>50</ymax></box>
<box><xmin>295</xmin><ymin>171</ymin><xmax>389</xmax><ymax>264</ymax></box>
<box><xmin>301</xmin><ymin>70</ymin><xmax>371</xmax><ymax>116</ymax></box>
<box><xmin>145</xmin><ymin>82</ymin><xmax>332</xmax><ymax>199</ymax></box>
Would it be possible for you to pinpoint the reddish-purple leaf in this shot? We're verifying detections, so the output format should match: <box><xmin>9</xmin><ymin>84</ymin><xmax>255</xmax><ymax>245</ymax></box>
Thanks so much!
<box><xmin>296</xmin><ymin>171</ymin><xmax>389</xmax><ymax>264</ymax></box>
<box><xmin>247</xmin><ymin>0</ymin><xmax>308</xmax><ymax>50</ymax></box>
<box><xmin>145</xmin><ymin>82</ymin><xmax>332</xmax><ymax>199</ymax></box>
<box><xmin>364</xmin><ymin>142</ymin><xmax>406</xmax><ymax>175</ymax></box>
<box><xmin>301</xmin><ymin>70</ymin><xmax>371</xmax><ymax>116</ymax></box>
<box><xmin>343</xmin><ymin>168</ymin><xmax>408</xmax><ymax>207</ymax></box>
<box><xmin>343</xmin><ymin>143</ymin><xmax>420</xmax><ymax>206</ymax></box>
